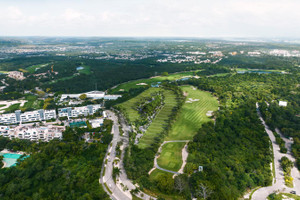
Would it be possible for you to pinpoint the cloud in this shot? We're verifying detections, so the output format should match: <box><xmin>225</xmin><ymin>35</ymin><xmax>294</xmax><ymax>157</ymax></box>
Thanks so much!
<box><xmin>0</xmin><ymin>0</ymin><xmax>299</xmax><ymax>37</ymax></box>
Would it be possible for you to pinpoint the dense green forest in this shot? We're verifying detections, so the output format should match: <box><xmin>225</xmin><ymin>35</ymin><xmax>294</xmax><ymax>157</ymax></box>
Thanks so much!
<box><xmin>187</xmin><ymin>102</ymin><xmax>272</xmax><ymax>199</ymax></box>
<box><xmin>1</xmin><ymin>57</ymin><xmax>197</xmax><ymax>94</ymax></box>
<box><xmin>259</xmin><ymin>101</ymin><xmax>300</xmax><ymax>169</ymax></box>
<box><xmin>0</xmin><ymin>121</ymin><xmax>113</xmax><ymax>200</ymax></box>
<box><xmin>175</xmin><ymin>71</ymin><xmax>299</xmax><ymax>199</ymax></box>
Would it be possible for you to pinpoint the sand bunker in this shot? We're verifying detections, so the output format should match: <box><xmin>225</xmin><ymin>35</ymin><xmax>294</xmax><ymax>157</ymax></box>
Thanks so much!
<box><xmin>136</xmin><ymin>83</ymin><xmax>148</xmax><ymax>86</ymax></box>
<box><xmin>186</xmin><ymin>98</ymin><xmax>199</xmax><ymax>103</ymax></box>
<box><xmin>206</xmin><ymin>111</ymin><xmax>213</xmax><ymax>116</ymax></box>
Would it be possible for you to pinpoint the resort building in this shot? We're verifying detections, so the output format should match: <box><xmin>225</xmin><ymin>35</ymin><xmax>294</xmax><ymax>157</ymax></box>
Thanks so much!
<box><xmin>0</xmin><ymin>109</ymin><xmax>56</xmax><ymax>124</ymax></box>
<box><xmin>58</xmin><ymin>104</ymin><xmax>101</xmax><ymax>118</ymax></box>
<box><xmin>0</xmin><ymin>124</ymin><xmax>65</xmax><ymax>142</ymax></box>
<box><xmin>60</xmin><ymin>90</ymin><xmax>121</xmax><ymax>101</ymax></box>
<box><xmin>279</xmin><ymin>101</ymin><xmax>288</xmax><ymax>107</ymax></box>
<box><xmin>7</xmin><ymin>71</ymin><xmax>26</xmax><ymax>80</ymax></box>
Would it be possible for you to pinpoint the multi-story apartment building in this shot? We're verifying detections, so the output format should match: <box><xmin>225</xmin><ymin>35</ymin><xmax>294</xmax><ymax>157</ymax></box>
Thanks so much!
<box><xmin>58</xmin><ymin>104</ymin><xmax>101</xmax><ymax>118</ymax></box>
<box><xmin>0</xmin><ymin>109</ymin><xmax>56</xmax><ymax>124</ymax></box>
<box><xmin>0</xmin><ymin>124</ymin><xmax>65</xmax><ymax>142</ymax></box>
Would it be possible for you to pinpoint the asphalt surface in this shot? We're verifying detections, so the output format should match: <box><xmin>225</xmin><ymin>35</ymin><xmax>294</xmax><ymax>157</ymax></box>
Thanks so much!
<box><xmin>100</xmin><ymin>110</ymin><xmax>156</xmax><ymax>200</ymax></box>
<box><xmin>252</xmin><ymin>103</ymin><xmax>300</xmax><ymax>200</ymax></box>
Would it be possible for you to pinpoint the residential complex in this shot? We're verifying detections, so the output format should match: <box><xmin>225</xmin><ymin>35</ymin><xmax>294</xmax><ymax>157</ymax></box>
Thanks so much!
<box><xmin>58</xmin><ymin>104</ymin><xmax>101</xmax><ymax>118</ymax></box>
<box><xmin>0</xmin><ymin>104</ymin><xmax>102</xmax><ymax>124</ymax></box>
<box><xmin>0</xmin><ymin>109</ymin><xmax>56</xmax><ymax>124</ymax></box>
<box><xmin>0</xmin><ymin>124</ymin><xmax>65</xmax><ymax>142</ymax></box>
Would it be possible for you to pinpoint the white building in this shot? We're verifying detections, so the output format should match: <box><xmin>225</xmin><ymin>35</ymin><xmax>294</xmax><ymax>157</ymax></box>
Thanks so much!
<box><xmin>0</xmin><ymin>124</ymin><xmax>65</xmax><ymax>142</ymax></box>
<box><xmin>7</xmin><ymin>71</ymin><xmax>25</xmax><ymax>80</ymax></box>
<box><xmin>279</xmin><ymin>101</ymin><xmax>288</xmax><ymax>107</ymax></box>
<box><xmin>58</xmin><ymin>104</ymin><xmax>101</xmax><ymax>118</ymax></box>
<box><xmin>89</xmin><ymin>118</ymin><xmax>104</xmax><ymax>128</ymax></box>
<box><xmin>0</xmin><ymin>109</ymin><xmax>56</xmax><ymax>124</ymax></box>
<box><xmin>60</xmin><ymin>91</ymin><xmax>121</xmax><ymax>101</ymax></box>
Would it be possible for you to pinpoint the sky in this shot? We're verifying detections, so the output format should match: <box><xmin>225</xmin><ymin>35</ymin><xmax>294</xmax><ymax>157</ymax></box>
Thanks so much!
<box><xmin>0</xmin><ymin>0</ymin><xmax>300</xmax><ymax>38</ymax></box>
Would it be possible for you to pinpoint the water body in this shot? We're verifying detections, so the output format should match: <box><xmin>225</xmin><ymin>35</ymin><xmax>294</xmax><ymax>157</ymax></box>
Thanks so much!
<box><xmin>176</xmin><ymin>77</ymin><xmax>191</xmax><ymax>81</ymax></box>
<box><xmin>151</xmin><ymin>82</ymin><xmax>161</xmax><ymax>88</ymax></box>
<box><xmin>237</xmin><ymin>70</ymin><xmax>282</xmax><ymax>74</ymax></box>
<box><xmin>0</xmin><ymin>153</ymin><xmax>29</xmax><ymax>167</ymax></box>
<box><xmin>69</xmin><ymin>121</ymin><xmax>87</xmax><ymax>128</ymax></box>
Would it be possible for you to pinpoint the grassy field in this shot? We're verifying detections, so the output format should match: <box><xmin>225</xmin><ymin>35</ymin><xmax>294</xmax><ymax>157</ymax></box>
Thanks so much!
<box><xmin>166</xmin><ymin>85</ymin><xmax>219</xmax><ymax>141</ymax></box>
<box><xmin>77</xmin><ymin>65</ymin><xmax>91</xmax><ymax>75</ymax></box>
<box><xmin>22</xmin><ymin>95</ymin><xmax>44</xmax><ymax>110</ymax></box>
<box><xmin>117</xmin><ymin>87</ymin><xmax>161</xmax><ymax>123</ymax></box>
<box><xmin>235</xmin><ymin>68</ymin><xmax>284</xmax><ymax>73</ymax></box>
<box><xmin>26</xmin><ymin>63</ymin><xmax>49</xmax><ymax>73</ymax></box>
<box><xmin>138</xmin><ymin>89</ymin><xmax>178</xmax><ymax>149</ymax></box>
<box><xmin>157</xmin><ymin>142</ymin><xmax>186</xmax><ymax>172</ymax></box>
<box><xmin>110</xmin><ymin>71</ymin><xmax>198</xmax><ymax>93</ymax></box>
<box><xmin>156</xmin><ymin>86</ymin><xmax>218</xmax><ymax>172</ymax></box>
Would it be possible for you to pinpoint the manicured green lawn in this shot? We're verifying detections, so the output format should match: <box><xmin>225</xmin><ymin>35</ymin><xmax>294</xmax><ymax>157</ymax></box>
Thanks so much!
<box><xmin>156</xmin><ymin>86</ymin><xmax>218</xmax><ymax>172</ymax></box>
<box><xmin>165</xmin><ymin>86</ymin><xmax>219</xmax><ymax>141</ymax></box>
<box><xmin>117</xmin><ymin>87</ymin><xmax>161</xmax><ymax>123</ymax></box>
<box><xmin>22</xmin><ymin>95</ymin><xmax>44</xmax><ymax>110</ymax></box>
<box><xmin>157</xmin><ymin>142</ymin><xmax>186</xmax><ymax>172</ymax></box>
<box><xmin>26</xmin><ymin>63</ymin><xmax>49</xmax><ymax>73</ymax></box>
<box><xmin>110</xmin><ymin>71</ymin><xmax>198</xmax><ymax>93</ymax></box>
<box><xmin>138</xmin><ymin>89</ymin><xmax>178</xmax><ymax>149</ymax></box>
<box><xmin>77</xmin><ymin>65</ymin><xmax>91</xmax><ymax>75</ymax></box>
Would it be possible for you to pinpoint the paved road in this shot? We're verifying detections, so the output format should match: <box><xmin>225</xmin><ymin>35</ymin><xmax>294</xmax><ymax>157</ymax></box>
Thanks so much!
<box><xmin>100</xmin><ymin>110</ymin><xmax>156</xmax><ymax>200</ymax></box>
<box><xmin>100</xmin><ymin>110</ymin><xmax>131</xmax><ymax>200</ymax></box>
<box><xmin>252</xmin><ymin>103</ymin><xmax>300</xmax><ymax>200</ymax></box>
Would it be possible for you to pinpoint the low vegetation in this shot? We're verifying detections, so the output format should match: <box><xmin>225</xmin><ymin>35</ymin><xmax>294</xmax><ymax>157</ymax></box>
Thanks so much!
<box><xmin>280</xmin><ymin>156</ymin><xmax>294</xmax><ymax>188</ymax></box>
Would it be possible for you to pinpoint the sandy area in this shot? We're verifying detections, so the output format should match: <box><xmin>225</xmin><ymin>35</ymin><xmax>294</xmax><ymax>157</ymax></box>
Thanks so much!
<box><xmin>186</xmin><ymin>98</ymin><xmax>199</xmax><ymax>103</ymax></box>
<box><xmin>178</xmin><ymin>142</ymin><xmax>189</xmax><ymax>174</ymax></box>
<box><xmin>206</xmin><ymin>111</ymin><xmax>213</xmax><ymax>116</ymax></box>
<box><xmin>136</xmin><ymin>83</ymin><xmax>148</xmax><ymax>86</ymax></box>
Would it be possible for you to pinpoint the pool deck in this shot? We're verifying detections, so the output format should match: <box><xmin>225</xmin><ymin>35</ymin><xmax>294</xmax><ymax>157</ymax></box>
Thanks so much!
<box><xmin>2</xmin><ymin>161</ymin><xmax>6</xmax><ymax>168</ymax></box>
<box><xmin>1</xmin><ymin>149</ymin><xmax>26</xmax><ymax>155</ymax></box>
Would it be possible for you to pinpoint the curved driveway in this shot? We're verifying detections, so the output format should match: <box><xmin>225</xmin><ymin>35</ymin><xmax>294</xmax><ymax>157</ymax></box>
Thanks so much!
<box><xmin>100</xmin><ymin>110</ymin><xmax>156</xmax><ymax>200</ymax></box>
<box><xmin>252</xmin><ymin>103</ymin><xmax>300</xmax><ymax>200</ymax></box>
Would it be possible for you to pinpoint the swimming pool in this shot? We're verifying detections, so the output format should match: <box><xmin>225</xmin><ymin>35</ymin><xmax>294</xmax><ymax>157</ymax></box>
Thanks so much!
<box><xmin>69</xmin><ymin>121</ymin><xmax>87</xmax><ymax>128</ymax></box>
<box><xmin>0</xmin><ymin>153</ymin><xmax>28</xmax><ymax>168</ymax></box>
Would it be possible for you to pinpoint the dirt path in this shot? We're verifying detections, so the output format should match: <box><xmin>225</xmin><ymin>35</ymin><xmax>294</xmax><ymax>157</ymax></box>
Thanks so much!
<box><xmin>178</xmin><ymin>142</ymin><xmax>189</xmax><ymax>174</ymax></box>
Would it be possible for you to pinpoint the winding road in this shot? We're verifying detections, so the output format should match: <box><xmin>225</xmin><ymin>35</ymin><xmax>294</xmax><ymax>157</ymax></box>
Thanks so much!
<box><xmin>251</xmin><ymin>103</ymin><xmax>300</xmax><ymax>200</ymax></box>
<box><xmin>100</xmin><ymin>110</ymin><xmax>156</xmax><ymax>200</ymax></box>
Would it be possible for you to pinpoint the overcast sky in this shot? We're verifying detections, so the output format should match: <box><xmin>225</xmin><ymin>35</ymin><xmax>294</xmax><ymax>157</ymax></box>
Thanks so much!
<box><xmin>0</xmin><ymin>0</ymin><xmax>299</xmax><ymax>38</ymax></box>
